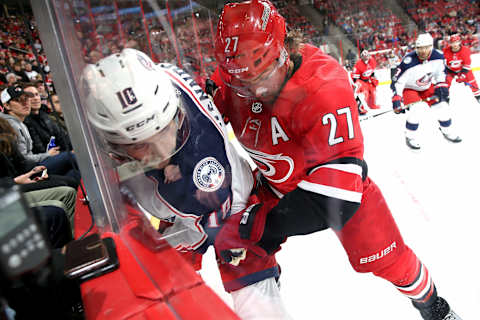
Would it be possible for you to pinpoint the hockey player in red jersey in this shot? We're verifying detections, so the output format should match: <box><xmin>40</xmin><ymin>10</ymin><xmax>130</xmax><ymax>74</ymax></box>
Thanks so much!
<box><xmin>443</xmin><ymin>33</ymin><xmax>480</xmax><ymax>103</ymax></box>
<box><xmin>207</xmin><ymin>1</ymin><xmax>462</xmax><ymax>319</ymax></box>
<box><xmin>352</xmin><ymin>50</ymin><xmax>380</xmax><ymax>111</ymax></box>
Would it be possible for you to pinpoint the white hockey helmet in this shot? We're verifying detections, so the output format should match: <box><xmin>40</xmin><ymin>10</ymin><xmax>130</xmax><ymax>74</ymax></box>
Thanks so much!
<box><xmin>415</xmin><ymin>33</ymin><xmax>433</xmax><ymax>48</ymax></box>
<box><xmin>84</xmin><ymin>48</ymin><xmax>189</xmax><ymax>163</ymax></box>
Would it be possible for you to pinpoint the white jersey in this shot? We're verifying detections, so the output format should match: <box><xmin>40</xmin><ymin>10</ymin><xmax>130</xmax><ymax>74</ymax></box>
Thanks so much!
<box><xmin>392</xmin><ymin>49</ymin><xmax>447</xmax><ymax>97</ymax></box>
<box><xmin>118</xmin><ymin>63</ymin><xmax>254</xmax><ymax>252</ymax></box>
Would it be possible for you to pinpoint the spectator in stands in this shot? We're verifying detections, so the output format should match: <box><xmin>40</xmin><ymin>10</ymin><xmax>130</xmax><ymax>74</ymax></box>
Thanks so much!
<box><xmin>34</xmin><ymin>80</ymin><xmax>49</xmax><ymax>108</ymax></box>
<box><xmin>0</xmin><ymin>117</ymin><xmax>77</xmax><ymax>235</ymax></box>
<box><xmin>5</xmin><ymin>73</ymin><xmax>17</xmax><ymax>86</ymax></box>
<box><xmin>12</xmin><ymin>62</ymin><xmax>30</xmax><ymax>83</ymax></box>
<box><xmin>47</xmin><ymin>94</ymin><xmax>67</xmax><ymax>131</ymax></box>
<box><xmin>352</xmin><ymin>50</ymin><xmax>380</xmax><ymax>110</ymax></box>
<box><xmin>23</xmin><ymin>84</ymin><xmax>72</xmax><ymax>153</ymax></box>
<box><xmin>0</xmin><ymin>85</ymin><xmax>80</xmax><ymax>181</ymax></box>
<box><xmin>24</xmin><ymin>62</ymin><xmax>39</xmax><ymax>82</ymax></box>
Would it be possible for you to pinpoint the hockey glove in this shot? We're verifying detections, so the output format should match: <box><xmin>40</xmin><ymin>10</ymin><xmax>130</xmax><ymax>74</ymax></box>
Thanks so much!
<box><xmin>434</xmin><ymin>84</ymin><xmax>449</xmax><ymax>102</ymax></box>
<box><xmin>392</xmin><ymin>95</ymin><xmax>404</xmax><ymax>113</ymax></box>
<box><xmin>370</xmin><ymin>78</ymin><xmax>379</xmax><ymax>87</ymax></box>
<box><xmin>205</xmin><ymin>79</ymin><xmax>218</xmax><ymax>98</ymax></box>
<box><xmin>215</xmin><ymin>194</ymin><xmax>269</xmax><ymax>266</ymax></box>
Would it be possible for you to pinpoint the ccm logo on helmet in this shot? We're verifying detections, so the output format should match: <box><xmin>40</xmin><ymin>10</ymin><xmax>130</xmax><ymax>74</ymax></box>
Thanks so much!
<box><xmin>125</xmin><ymin>114</ymin><xmax>155</xmax><ymax>132</ymax></box>
<box><xmin>228</xmin><ymin>67</ymin><xmax>249</xmax><ymax>74</ymax></box>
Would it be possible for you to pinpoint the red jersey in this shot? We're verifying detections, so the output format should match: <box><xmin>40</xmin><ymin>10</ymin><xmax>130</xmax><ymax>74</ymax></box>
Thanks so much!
<box><xmin>443</xmin><ymin>45</ymin><xmax>472</xmax><ymax>73</ymax></box>
<box><xmin>352</xmin><ymin>57</ymin><xmax>376</xmax><ymax>82</ymax></box>
<box><xmin>213</xmin><ymin>44</ymin><xmax>365</xmax><ymax>203</ymax></box>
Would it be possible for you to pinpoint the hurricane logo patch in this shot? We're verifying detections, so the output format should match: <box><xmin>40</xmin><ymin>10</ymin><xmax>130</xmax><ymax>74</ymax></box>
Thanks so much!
<box><xmin>193</xmin><ymin>157</ymin><xmax>225</xmax><ymax>192</ymax></box>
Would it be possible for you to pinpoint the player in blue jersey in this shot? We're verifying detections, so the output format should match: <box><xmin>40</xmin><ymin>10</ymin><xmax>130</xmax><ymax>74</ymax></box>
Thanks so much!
<box><xmin>83</xmin><ymin>48</ymin><xmax>291</xmax><ymax>319</ymax></box>
<box><xmin>391</xmin><ymin>33</ymin><xmax>461</xmax><ymax>150</ymax></box>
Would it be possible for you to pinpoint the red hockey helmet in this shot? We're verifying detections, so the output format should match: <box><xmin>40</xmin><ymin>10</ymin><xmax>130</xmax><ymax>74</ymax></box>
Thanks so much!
<box><xmin>215</xmin><ymin>0</ymin><xmax>287</xmax><ymax>85</ymax></box>
<box><xmin>449</xmin><ymin>34</ymin><xmax>462</xmax><ymax>52</ymax></box>
<box><xmin>449</xmin><ymin>34</ymin><xmax>461</xmax><ymax>44</ymax></box>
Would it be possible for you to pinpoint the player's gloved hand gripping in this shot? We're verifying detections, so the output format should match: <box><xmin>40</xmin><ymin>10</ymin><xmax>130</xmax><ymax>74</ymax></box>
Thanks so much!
<box><xmin>433</xmin><ymin>83</ymin><xmax>449</xmax><ymax>102</ymax></box>
<box><xmin>392</xmin><ymin>94</ymin><xmax>404</xmax><ymax>113</ymax></box>
<box><xmin>214</xmin><ymin>194</ymin><xmax>271</xmax><ymax>266</ymax></box>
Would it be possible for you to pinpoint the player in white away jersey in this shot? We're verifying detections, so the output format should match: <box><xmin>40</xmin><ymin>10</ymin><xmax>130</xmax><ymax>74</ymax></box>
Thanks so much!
<box><xmin>391</xmin><ymin>33</ymin><xmax>461</xmax><ymax>150</ymax></box>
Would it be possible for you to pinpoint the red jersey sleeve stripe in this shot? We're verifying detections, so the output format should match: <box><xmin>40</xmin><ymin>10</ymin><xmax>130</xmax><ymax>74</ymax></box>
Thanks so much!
<box><xmin>299</xmin><ymin>163</ymin><xmax>364</xmax><ymax>202</ymax></box>
<box><xmin>298</xmin><ymin>180</ymin><xmax>362</xmax><ymax>203</ymax></box>
<box><xmin>309</xmin><ymin>163</ymin><xmax>363</xmax><ymax>176</ymax></box>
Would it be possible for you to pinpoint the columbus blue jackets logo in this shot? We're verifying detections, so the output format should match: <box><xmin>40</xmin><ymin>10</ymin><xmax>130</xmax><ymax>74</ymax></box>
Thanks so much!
<box><xmin>193</xmin><ymin>157</ymin><xmax>225</xmax><ymax>192</ymax></box>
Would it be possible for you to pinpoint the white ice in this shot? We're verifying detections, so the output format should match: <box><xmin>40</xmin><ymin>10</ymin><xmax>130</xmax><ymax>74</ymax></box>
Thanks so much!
<box><xmin>200</xmin><ymin>74</ymin><xmax>480</xmax><ymax>320</ymax></box>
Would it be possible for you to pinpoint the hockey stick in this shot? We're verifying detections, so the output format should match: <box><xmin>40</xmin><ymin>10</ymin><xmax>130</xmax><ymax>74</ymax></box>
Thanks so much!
<box><xmin>359</xmin><ymin>95</ymin><xmax>439</xmax><ymax>122</ymax></box>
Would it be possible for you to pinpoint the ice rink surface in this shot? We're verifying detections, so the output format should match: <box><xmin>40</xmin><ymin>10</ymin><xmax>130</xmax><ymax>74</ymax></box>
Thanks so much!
<box><xmin>200</xmin><ymin>77</ymin><xmax>480</xmax><ymax>320</ymax></box>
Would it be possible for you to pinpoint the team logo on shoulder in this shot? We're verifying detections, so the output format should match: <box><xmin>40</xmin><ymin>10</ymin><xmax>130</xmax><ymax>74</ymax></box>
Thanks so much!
<box><xmin>403</xmin><ymin>56</ymin><xmax>412</xmax><ymax>64</ymax></box>
<box><xmin>251</xmin><ymin>102</ymin><xmax>263</xmax><ymax>113</ymax></box>
<box><xmin>193</xmin><ymin>157</ymin><xmax>225</xmax><ymax>192</ymax></box>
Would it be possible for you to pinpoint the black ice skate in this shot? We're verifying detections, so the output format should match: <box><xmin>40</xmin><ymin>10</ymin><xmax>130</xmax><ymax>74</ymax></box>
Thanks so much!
<box><xmin>413</xmin><ymin>296</ymin><xmax>462</xmax><ymax>320</ymax></box>
<box><xmin>439</xmin><ymin>127</ymin><xmax>462</xmax><ymax>143</ymax></box>
<box><xmin>406</xmin><ymin>137</ymin><xmax>421</xmax><ymax>150</ymax></box>
<box><xmin>475</xmin><ymin>95</ymin><xmax>480</xmax><ymax>104</ymax></box>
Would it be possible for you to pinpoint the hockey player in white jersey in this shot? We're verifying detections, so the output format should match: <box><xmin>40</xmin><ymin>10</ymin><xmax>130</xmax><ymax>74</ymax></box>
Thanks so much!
<box><xmin>83</xmin><ymin>48</ymin><xmax>292</xmax><ymax>319</ymax></box>
<box><xmin>391</xmin><ymin>33</ymin><xmax>461</xmax><ymax>150</ymax></box>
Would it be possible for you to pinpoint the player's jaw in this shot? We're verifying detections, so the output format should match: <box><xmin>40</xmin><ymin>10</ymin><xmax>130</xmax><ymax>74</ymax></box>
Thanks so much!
<box><xmin>122</xmin><ymin>120</ymin><xmax>178</xmax><ymax>169</ymax></box>
<box><xmin>236</xmin><ymin>61</ymin><xmax>289</xmax><ymax>102</ymax></box>
<box><xmin>416</xmin><ymin>45</ymin><xmax>432</xmax><ymax>61</ymax></box>
<box><xmin>451</xmin><ymin>42</ymin><xmax>461</xmax><ymax>52</ymax></box>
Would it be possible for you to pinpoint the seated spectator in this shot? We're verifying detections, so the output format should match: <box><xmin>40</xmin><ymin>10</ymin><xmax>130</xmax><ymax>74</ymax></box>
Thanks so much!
<box><xmin>24</xmin><ymin>62</ymin><xmax>39</xmax><ymax>81</ymax></box>
<box><xmin>0</xmin><ymin>117</ymin><xmax>78</xmax><ymax>229</ymax></box>
<box><xmin>34</xmin><ymin>79</ymin><xmax>49</xmax><ymax>107</ymax></box>
<box><xmin>12</xmin><ymin>62</ymin><xmax>30</xmax><ymax>83</ymax></box>
<box><xmin>5</xmin><ymin>72</ymin><xmax>17</xmax><ymax>86</ymax></box>
<box><xmin>0</xmin><ymin>85</ymin><xmax>80</xmax><ymax>181</ymax></box>
<box><xmin>23</xmin><ymin>84</ymin><xmax>72</xmax><ymax>153</ymax></box>
<box><xmin>47</xmin><ymin>94</ymin><xmax>67</xmax><ymax>131</ymax></box>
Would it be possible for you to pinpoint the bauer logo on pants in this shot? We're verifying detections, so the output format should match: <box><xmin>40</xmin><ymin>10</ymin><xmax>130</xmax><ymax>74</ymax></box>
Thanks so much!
<box><xmin>193</xmin><ymin>157</ymin><xmax>225</xmax><ymax>192</ymax></box>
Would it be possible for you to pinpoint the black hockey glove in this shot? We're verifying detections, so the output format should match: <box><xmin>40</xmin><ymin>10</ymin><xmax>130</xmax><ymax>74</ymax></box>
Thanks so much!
<box><xmin>434</xmin><ymin>84</ymin><xmax>449</xmax><ymax>103</ymax></box>
<box><xmin>205</xmin><ymin>79</ymin><xmax>218</xmax><ymax>98</ymax></box>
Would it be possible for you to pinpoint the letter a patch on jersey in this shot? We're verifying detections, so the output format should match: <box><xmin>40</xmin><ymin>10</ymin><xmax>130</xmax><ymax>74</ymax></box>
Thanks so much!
<box><xmin>271</xmin><ymin>117</ymin><xmax>289</xmax><ymax>145</ymax></box>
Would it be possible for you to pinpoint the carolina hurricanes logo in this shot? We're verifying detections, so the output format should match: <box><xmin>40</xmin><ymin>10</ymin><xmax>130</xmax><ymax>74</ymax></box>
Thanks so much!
<box><xmin>416</xmin><ymin>73</ymin><xmax>433</xmax><ymax>87</ymax></box>
<box><xmin>448</xmin><ymin>60</ymin><xmax>462</xmax><ymax>68</ymax></box>
<box><xmin>243</xmin><ymin>146</ymin><xmax>294</xmax><ymax>184</ymax></box>
<box><xmin>362</xmin><ymin>70</ymin><xmax>374</xmax><ymax>77</ymax></box>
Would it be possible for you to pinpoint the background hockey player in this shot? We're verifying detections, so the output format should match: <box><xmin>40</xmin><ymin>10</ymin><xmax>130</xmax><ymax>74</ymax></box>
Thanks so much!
<box><xmin>351</xmin><ymin>50</ymin><xmax>380</xmax><ymax>112</ymax></box>
<box><xmin>84</xmin><ymin>48</ymin><xmax>291</xmax><ymax>320</ymax></box>
<box><xmin>391</xmin><ymin>32</ymin><xmax>461</xmax><ymax>150</ymax></box>
<box><xmin>443</xmin><ymin>33</ymin><xmax>480</xmax><ymax>103</ymax></box>
<box><xmin>208</xmin><ymin>1</ymin><xmax>462</xmax><ymax>319</ymax></box>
